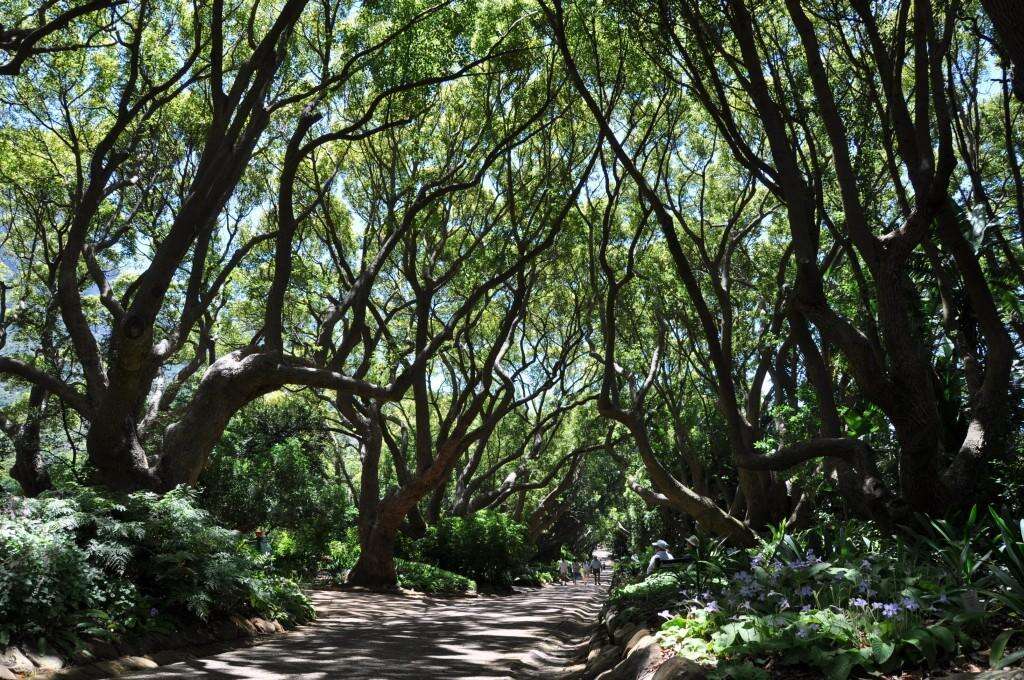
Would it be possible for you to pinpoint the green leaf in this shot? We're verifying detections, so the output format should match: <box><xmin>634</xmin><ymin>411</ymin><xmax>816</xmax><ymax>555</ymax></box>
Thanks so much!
<box><xmin>907</xmin><ymin>628</ymin><xmax>937</xmax><ymax>666</ymax></box>
<box><xmin>928</xmin><ymin>624</ymin><xmax>955</xmax><ymax>653</ymax></box>
<box><xmin>871</xmin><ymin>637</ymin><xmax>896</xmax><ymax>664</ymax></box>
<box><xmin>989</xmin><ymin>630</ymin><xmax>1020</xmax><ymax>669</ymax></box>
<box><xmin>826</xmin><ymin>653</ymin><xmax>855</xmax><ymax>680</ymax></box>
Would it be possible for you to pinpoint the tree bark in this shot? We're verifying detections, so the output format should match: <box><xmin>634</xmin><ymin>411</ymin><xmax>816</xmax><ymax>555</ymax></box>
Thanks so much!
<box><xmin>6</xmin><ymin>386</ymin><xmax>52</xmax><ymax>497</ymax></box>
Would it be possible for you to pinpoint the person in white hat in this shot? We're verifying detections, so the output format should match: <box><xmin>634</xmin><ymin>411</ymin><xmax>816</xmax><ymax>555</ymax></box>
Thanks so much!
<box><xmin>646</xmin><ymin>539</ymin><xmax>674</xmax><ymax>575</ymax></box>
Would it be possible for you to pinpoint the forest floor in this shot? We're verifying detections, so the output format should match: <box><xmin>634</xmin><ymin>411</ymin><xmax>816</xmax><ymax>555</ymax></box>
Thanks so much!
<box><xmin>113</xmin><ymin>575</ymin><xmax>609</xmax><ymax>679</ymax></box>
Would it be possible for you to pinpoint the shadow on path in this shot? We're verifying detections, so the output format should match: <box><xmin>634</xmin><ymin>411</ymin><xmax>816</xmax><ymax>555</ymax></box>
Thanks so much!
<box><xmin>117</xmin><ymin>577</ymin><xmax>609</xmax><ymax>680</ymax></box>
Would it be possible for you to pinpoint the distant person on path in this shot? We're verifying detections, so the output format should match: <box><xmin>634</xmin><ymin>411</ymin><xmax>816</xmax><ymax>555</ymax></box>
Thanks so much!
<box><xmin>588</xmin><ymin>556</ymin><xmax>603</xmax><ymax>585</ymax></box>
<box><xmin>558</xmin><ymin>557</ymin><xmax>570</xmax><ymax>584</ymax></box>
<box><xmin>646</xmin><ymin>539</ymin><xmax>673</xmax><ymax>575</ymax></box>
<box><xmin>571</xmin><ymin>559</ymin><xmax>582</xmax><ymax>585</ymax></box>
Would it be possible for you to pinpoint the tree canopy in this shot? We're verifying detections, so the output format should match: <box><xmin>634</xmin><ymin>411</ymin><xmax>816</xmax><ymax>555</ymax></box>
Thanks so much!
<box><xmin>2</xmin><ymin>0</ymin><xmax>1022</xmax><ymax>588</ymax></box>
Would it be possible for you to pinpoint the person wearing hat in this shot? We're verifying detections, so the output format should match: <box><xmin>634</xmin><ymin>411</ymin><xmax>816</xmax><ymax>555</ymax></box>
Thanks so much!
<box><xmin>646</xmin><ymin>539</ymin><xmax>674</xmax><ymax>575</ymax></box>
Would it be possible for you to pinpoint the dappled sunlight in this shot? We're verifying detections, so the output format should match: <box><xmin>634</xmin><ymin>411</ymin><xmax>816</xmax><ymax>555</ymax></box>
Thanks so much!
<box><xmin>117</xmin><ymin>578</ymin><xmax>609</xmax><ymax>679</ymax></box>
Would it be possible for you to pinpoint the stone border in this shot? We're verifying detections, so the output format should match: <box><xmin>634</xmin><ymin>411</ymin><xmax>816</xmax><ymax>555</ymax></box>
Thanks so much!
<box><xmin>563</xmin><ymin>603</ymin><xmax>704</xmax><ymax>680</ymax></box>
<box><xmin>2</xmin><ymin>615</ymin><xmax>288</xmax><ymax>680</ymax></box>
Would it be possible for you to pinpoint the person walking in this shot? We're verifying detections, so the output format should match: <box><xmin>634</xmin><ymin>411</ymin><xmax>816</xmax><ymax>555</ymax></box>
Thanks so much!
<box><xmin>571</xmin><ymin>559</ymin><xmax>582</xmax><ymax>585</ymax></box>
<box><xmin>558</xmin><ymin>557</ymin><xmax>570</xmax><ymax>584</ymax></box>
<box><xmin>588</xmin><ymin>555</ymin><xmax>603</xmax><ymax>585</ymax></box>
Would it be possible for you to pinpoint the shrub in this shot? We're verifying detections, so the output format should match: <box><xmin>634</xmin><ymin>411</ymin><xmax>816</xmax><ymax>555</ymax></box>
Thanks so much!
<box><xmin>395</xmin><ymin>560</ymin><xmax>475</xmax><ymax>594</ymax></box>
<box><xmin>515</xmin><ymin>565</ymin><xmax>556</xmax><ymax>587</ymax></box>
<box><xmin>609</xmin><ymin>571</ymin><xmax>683</xmax><ymax>622</ymax></box>
<box><xmin>198</xmin><ymin>395</ymin><xmax>353</xmax><ymax>578</ymax></box>
<box><xmin>0</xmin><ymin>485</ymin><xmax>314</xmax><ymax>651</ymax></box>
<box><xmin>323</xmin><ymin>538</ymin><xmax>475</xmax><ymax>594</ymax></box>
<box><xmin>649</xmin><ymin>521</ymin><xmax>993</xmax><ymax>679</ymax></box>
<box><xmin>415</xmin><ymin>511</ymin><xmax>532</xmax><ymax>587</ymax></box>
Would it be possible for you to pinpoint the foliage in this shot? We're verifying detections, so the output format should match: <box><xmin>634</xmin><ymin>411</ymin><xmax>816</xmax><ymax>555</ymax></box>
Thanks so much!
<box><xmin>395</xmin><ymin>560</ymin><xmax>476</xmax><ymax>595</ymax></box>
<box><xmin>413</xmin><ymin>511</ymin><xmax>532</xmax><ymax>587</ymax></box>
<box><xmin>198</xmin><ymin>395</ymin><xmax>354</xmax><ymax>578</ymax></box>
<box><xmin>986</xmin><ymin>508</ymin><xmax>1024</xmax><ymax>617</ymax></box>
<box><xmin>630</xmin><ymin>519</ymin><xmax>1024</xmax><ymax>678</ymax></box>
<box><xmin>324</xmin><ymin>537</ymin><xmax>475</xmax><ymax>594</ymax></box>
<box><xmin>0</xmin><ymin>485</ymin><xmax>314</xmax><ymax>651</ymax></box>
<box><xmin>514</xmin><ymin>564</ymin><xmax>556</xmax><ymax>587</ymax></box>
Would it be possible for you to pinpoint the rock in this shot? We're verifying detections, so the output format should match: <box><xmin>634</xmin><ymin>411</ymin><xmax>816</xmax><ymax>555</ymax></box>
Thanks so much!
<box><xmin>229</xmin><ymin>615</ymin><xmax>257</xmax><ymax>637</ymax></box>
<box><xmin>120</xmin><ymin>656</ymin><xmax>158</xmax><ymax>670</ymax></box>
<box><xmin>1</xmin><ymin>647</ymin><xmax>34</xmax><ymax>674</ymax></box>
<box><xmin>605</xmin><ymin>609</ymin><xmax>624</xmax><ymax>637</ymax></box>
<box><xmin>595</xmin><ymin>635</ymin><xmax>662</xmax><ymax>680</ymax></box>
<box><xmin>611</xmin><ymin>622</ymin><xmax>638</xmax><ymax>645</ymax></box>
<box><xmin>585</xmin><ymin>645</ymin><xmax>621</xmax><ymax>679</ymax></box>
<box><xmin>251</xmin><ymin>618</ymin><xmax>275</xmax><ymax>635</ymax></box>
<box><xmin>93</xmin><ymin>659</ymin><xmax>131</xmax><ymax>677</ymax></box>
<box><xmin>0</xmin><ymin>666</ymin><xmax>16</xmax><ymax>680</ymax></box>
<box><xmin>555</xmin><ymin>664</ymin><xmax>587</xmax><ymax>680</ymax></box>
<box><xmin>625</xmin><ymin>629</ymin><xmax>652</xmax><ymax>655</ymax></box>
<box><xmin>26</xmin><ymin>649</ymin><xmax>64</xmax><ymax>671</ymax></box>
<box><xmin>271</xmin><ymin>620</ymin><xmax>285</xmax><ymax>634</ymax></box>
<box><xmin>652</xmin><ymin>655</ymin><xmax>707</xmax><ymax>680</ymax></box>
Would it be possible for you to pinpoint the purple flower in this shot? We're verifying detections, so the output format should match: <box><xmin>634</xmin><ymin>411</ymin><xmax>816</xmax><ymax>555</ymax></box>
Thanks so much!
<box><xmin>901</xmin><ymin>597</ymin><xmax>919</xmax><ymax>611</ymax></box>
<box><xmin>936</xmin><ymin>592</ymin><xmax>949</xmax><ymax>604</ymax></box>
<box><xmin>705</xmin><ymin>601</ymin><xmax>720</xmax><ymax>613</ymax></box>
<box><xmin>778</xmin><ymin>598</ymin><xmax>791</xmax><ymax>611</ymax></box>
<box><xmin>850</xmin><ymin>597</ymin><xmax>868</xmax><ymax>607</ymax></box>
<box><xmin>796</xmin><ymin>623</ymin><xmax>819</xmax><ymax>639</ymax></box>
<box><xmin>798</xmin><ymin>586</ymin><xmax>814</xmax><ymax>598</ymax></box>
<box><xmin>149</xmin><ymin>607</ymin><xmax>159</xmax><ymax>617</ymax></box>
<box><xmin>801</xmin><ymin>604</ymin><xmax>812</xmax><ymax>612</ymax></box>
<box><xmin>882</xmin><ymin>602</ymin><xmax>901</xmax><ymax>618</ymax></box>
<box><xmin>871</xmin><ymin>601</ymin><xmax>884</xmax><ymax>610</ymax></box>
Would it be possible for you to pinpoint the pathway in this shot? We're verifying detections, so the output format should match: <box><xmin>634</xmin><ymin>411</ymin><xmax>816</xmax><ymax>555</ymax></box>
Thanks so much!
<box><xmin>117</xmin><ymin>571</ymin><xmax>609</xmax><ymax>679</ymax></box>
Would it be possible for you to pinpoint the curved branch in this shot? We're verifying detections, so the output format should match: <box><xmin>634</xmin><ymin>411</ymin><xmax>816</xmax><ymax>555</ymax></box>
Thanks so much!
<box><xmin>0</xmin><ymin>356</ymin><xmax>91</xmax><ymax>414</ymax></box>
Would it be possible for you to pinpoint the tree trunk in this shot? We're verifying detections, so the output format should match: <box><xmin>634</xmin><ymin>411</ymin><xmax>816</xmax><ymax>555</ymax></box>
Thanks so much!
<box><xmin>8</xmin><ymin>386</ymin><xmax>52</xmax><ymax>497</ymax></box>
<box><xmin>154</xmin><ymin>350</ymin><xmax>281</xmax><ymax>489</ymax></box>
<box><xmin>347</xmin><ymin>519</ymin><xmax>400</xmax><ymax>589</ymax></box>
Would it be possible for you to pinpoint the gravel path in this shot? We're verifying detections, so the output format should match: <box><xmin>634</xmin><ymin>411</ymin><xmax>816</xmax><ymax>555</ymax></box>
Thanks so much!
<box><xmin>117</xmin><ymin>574</ymin><xmax>608</xmax><ymax>679</ymax></box>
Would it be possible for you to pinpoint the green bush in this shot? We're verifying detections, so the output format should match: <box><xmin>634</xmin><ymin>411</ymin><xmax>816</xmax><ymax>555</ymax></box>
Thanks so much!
<box><xmin>323</xmin><ymin>537</ymin><xmax>475</xmax><ymax>594</ymax></box>
<box><xmin>515</xmin><ymin>565</ymin><xmax>556</xmax><ymax>587</ymax></box>
<box><xmin>395</xmin><ymin>560</ymin><xmax>476</xmax><ymax>594</ymax></box>
<box><xmin>610</xmin><ymin>571</ymin><xmax>683</xmax><ymax>622</ymax></box>
<box><xmin>198</xmin><ymin>395</ymin><xmax>353</xmax><ymax>578</ymax></box>
<box><xmin>414</xmin><ymin>511</ymin><xmax>532</xmax><ymax>587</ymax></box>
<box><xmin>647</xmin><ymin>520</ymin><xmax>1004</xmax><ymax>679</ymax></box>
<box><xmin>0</xmin><ymin>485</ymin><xmax>314</xmax><ymax>651</ymax></box>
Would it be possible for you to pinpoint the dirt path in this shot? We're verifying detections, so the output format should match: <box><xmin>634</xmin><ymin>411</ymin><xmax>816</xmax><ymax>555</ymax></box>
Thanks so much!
<box><xmin>118</xmin><ymin>575</ymin><xmax>608</xmax><ymax>679</ymax></box>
